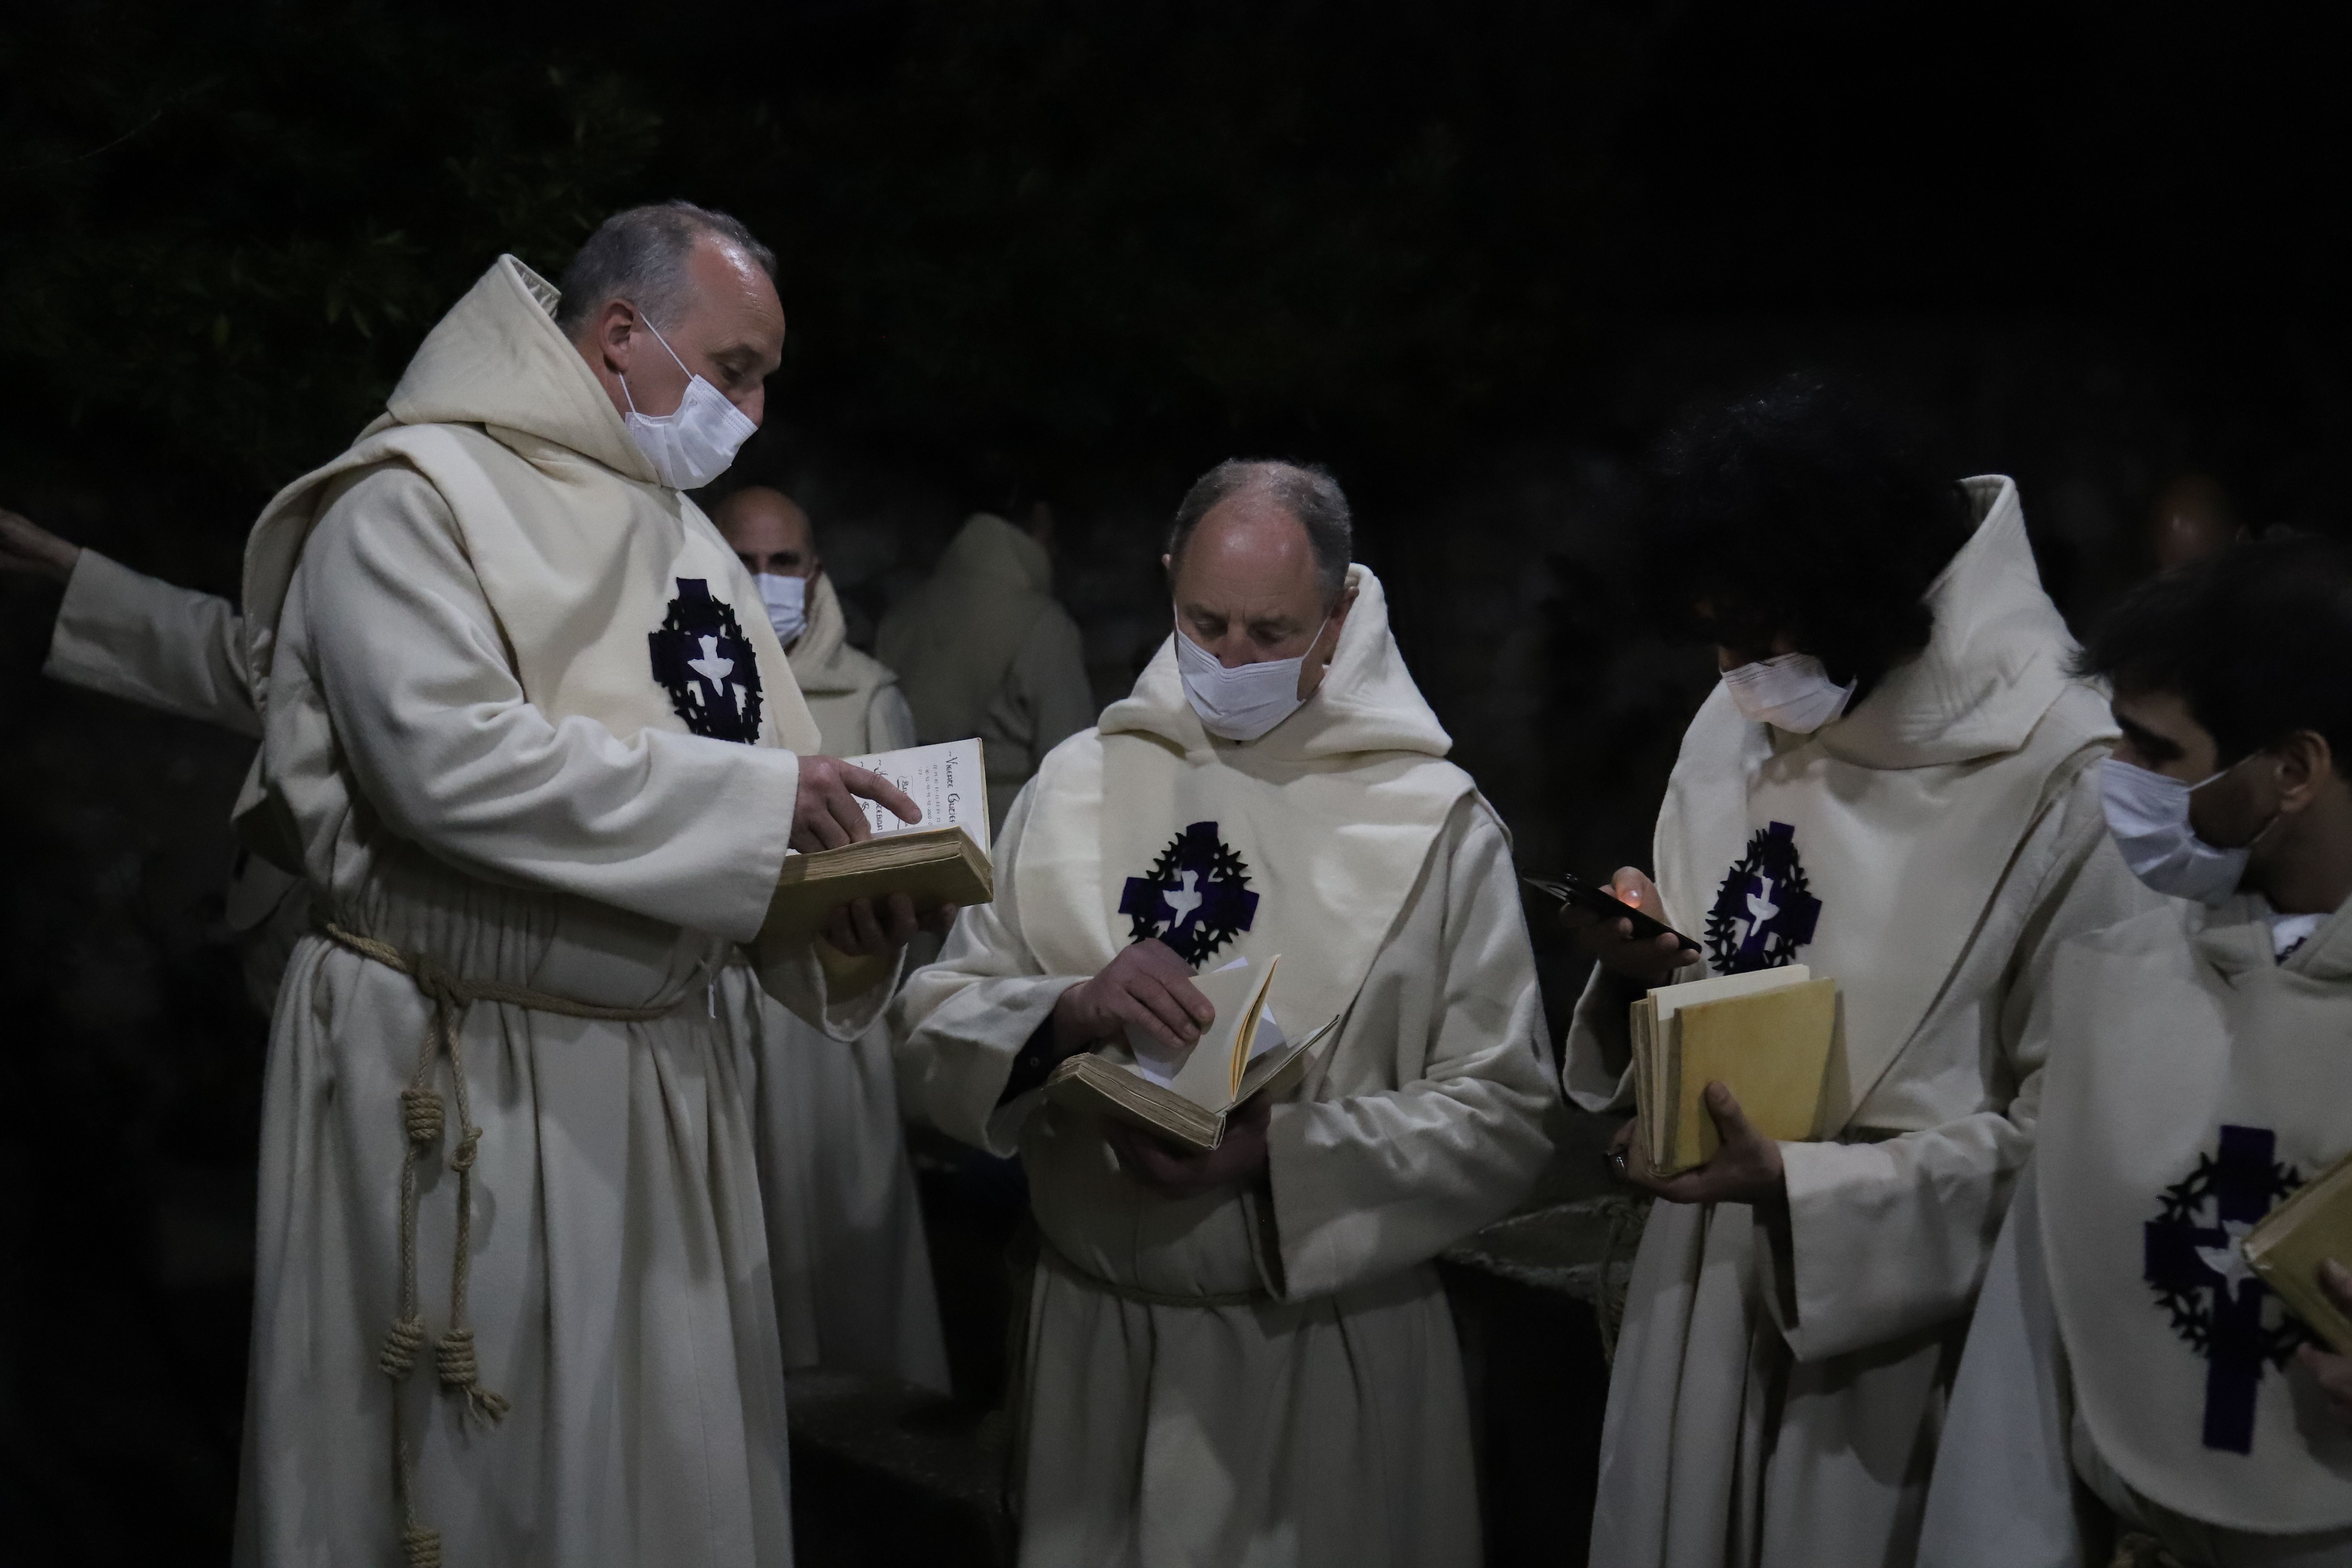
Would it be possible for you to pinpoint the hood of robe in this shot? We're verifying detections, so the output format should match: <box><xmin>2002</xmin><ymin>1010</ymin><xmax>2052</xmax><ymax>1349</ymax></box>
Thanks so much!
<box><xmin>1813</xmin><ymin>475</ymin><xmax>2074</xmax><ymax>770</ymax></box>
<box><xmin>380</xmin><ymin>256</ymin><xmax>659</xmax><ymax>487</ymax></box>
<box><xmin>1098</xmin><ymin>565</ymin><xmax>1453</xmax><ymax>763</ymax></box>
<box><xmin>786</xmin><ymin>573</ymin><xmax>860</xmax><ymax>695</ymax></box>
<box><xmin>939</xmin><ymin>512</ymin><xmax>1054</xmax><ymax>593</ymax></box>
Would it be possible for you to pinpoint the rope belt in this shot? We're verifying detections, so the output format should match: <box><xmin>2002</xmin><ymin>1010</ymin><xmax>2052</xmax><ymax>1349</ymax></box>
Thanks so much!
<box><xmin>1036</xmin><ymin>1231</ymin><xmax>1273</xmax><ymax>1311</ymax></box>
<box><xmin>323</xmin><ymin>923</ymin><xmax>672</xmax><ymax>1568</ymax></box>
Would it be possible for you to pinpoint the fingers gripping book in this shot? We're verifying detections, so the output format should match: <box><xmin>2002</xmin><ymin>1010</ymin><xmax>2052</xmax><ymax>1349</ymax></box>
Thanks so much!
<box><xmin>1045</xmin><ymin>956</ymin><xmax>1341</xmax><ymax>1153</ymax></box>
<box><xmin>754</xmin><ymin>738</ymin><xmax>996</xmax><ymax>962</ymax></box>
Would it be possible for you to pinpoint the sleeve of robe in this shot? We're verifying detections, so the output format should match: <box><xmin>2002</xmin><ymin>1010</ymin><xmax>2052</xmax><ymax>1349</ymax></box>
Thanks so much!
<box><xmin>1766</xmin><ymin>763</ymin><xmax>2147</xmax><ymax>1361</ymax></box>
<box><xmin>868</xmin><ymin>679</ymin><xmax>918</xmax><ymax>753</ymax></box>
<box><xmin>890</xmin><ymin>776</ymin><xmax>1084</xmax><ymax>1153</ymax></box>
<box><xmin>1261</xmin><ymin>796</ymin><xmax>1562</xmax><ymax>1298</ymax></box>
<box><xmin>1009</xmin><ymin>605</ymin><xmax>1097</xmax><ymax>760</ymax></box>
<box><xmin>45</xmin><ymin>548</ymin><xmax>259</xmax><ymax>737</ymax></box>
<box><xmin>297</xmin><ymin>468</ymin><xmax>871</xmax><ymax>1028</ymax></box>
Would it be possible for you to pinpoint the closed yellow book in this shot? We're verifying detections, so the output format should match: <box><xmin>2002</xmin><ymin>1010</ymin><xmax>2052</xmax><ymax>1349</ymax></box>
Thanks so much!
<box><xmin>1631</xmin><ymin>967</ymin><xmax>1841</xmax><ymax>1177</ymax></box>
<box><xmin>2244</xmin><ymin>1148</ymin><xmax>2352</xmax><ymax>1352</ymax></box>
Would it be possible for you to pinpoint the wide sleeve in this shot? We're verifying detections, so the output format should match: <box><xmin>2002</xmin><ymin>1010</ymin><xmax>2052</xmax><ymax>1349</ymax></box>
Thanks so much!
<box><xmin>1768</xmin><ymin>762</ymin><xmax>2153</xmax><ymax>1361</ymax></box>
<box><xmin>46</xmin><ymin>549</ymin><xmax>259</xmax><ymax>737</ymax></box>
<box><xmin>1914</xmin><ymin>1157</ymin><xmax>2089</xmax><ymax>1568</ymax></box>
<box><xmin>890</xmin><ymin>777</ymin><xmax>1084</xmax><ymax>1155</ymax></box>
<box><xmin>1263</xmin><ymin>798</ymin><xmax>1562</xmax><ymax>1298</ymax></box>
<box><xmin>1009</xmin><ymin>604</ymin><xmax>1097</xmax><ymax>759</ymax></box>
<box><xmin>296</xmin><ymin>467</ymin><xmax>800</xmax><ymax>943</ymax></box>
<box><xmin>868</xmin><ymin>678</ymin><xmax>919</xmax><ymax>753</ymax></box>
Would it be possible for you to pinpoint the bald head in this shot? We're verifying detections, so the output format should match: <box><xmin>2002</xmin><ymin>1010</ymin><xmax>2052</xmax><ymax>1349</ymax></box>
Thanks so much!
<box><xmin>715</xmin><ymin>486</ymin><xmax>819</xmax><ymax>580</ymax></box>
<box><xmin>1163</xmin><ymin>461</ymin><xmax>1360</xmax><ymax>696</ymax></box>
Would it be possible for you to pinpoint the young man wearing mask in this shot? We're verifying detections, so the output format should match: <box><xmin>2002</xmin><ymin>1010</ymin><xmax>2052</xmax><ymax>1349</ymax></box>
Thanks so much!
<box><xmin>708</xmin><ymin>482</ymin><xmax>951</xmax><ymax>1395</ymax></box>
<box><xmin>1563</xmin><ymin>376</ymin><xmax>2152</xmax><ymax>1568</ymax></box>
<box><xmin>1920</xmin><ymin>537</ymin><xmax>2352</xmax><ymax>1568</ymax></box>
<box><xmin>894</xmin><ymin>459</ymin><xmax>1556</xmax><ymax>1566</ymax></box>
<box><xmin>233</xmin><ymin>201</ymin><xmax>933</xmax><ymax>1566</ymax></box>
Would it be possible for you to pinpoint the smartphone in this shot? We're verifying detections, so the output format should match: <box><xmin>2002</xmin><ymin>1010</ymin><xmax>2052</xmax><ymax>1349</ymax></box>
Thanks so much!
<box><xmin>1522</xmin><ymin>872</ymin><xmax>1702</xmax><ymax>953</ymax></box>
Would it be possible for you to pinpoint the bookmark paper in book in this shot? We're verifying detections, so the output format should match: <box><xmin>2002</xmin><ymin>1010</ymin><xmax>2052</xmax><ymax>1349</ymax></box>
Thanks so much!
<box><xmin>842</xmin><ymin>737</ymin><xmax>991</xmax><ymax>853</ymax></box>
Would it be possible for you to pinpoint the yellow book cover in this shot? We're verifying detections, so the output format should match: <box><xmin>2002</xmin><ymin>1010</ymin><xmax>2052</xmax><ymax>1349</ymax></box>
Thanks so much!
<box><xmin>1663</xmin><ymin>977</ymin><xmax>1839</xmax><ymax>1174</ymax></box>
<box><xmin>2245</xmin><ymin>1148</ymin><xmax>2352</xmax><ymax>1352</ymax></box>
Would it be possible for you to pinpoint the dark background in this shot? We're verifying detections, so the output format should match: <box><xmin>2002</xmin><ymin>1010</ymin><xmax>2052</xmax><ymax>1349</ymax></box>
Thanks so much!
<box><xmin>5</xmin><ymin>1</ymin><xmax>2349</xmax><ymax>1557</ymax></box>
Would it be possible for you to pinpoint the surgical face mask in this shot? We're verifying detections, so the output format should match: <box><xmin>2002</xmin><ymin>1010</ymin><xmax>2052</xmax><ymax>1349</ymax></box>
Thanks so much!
<box><xmin>1720</xmin><ymin>652</ymin><xmax>1856</xmax><ymax>733</ymax></box>
<box><xmin>1175</xmin><ymin>620</ymin><xmax>1327</xmax><ymax>742</ymax></box>
<box><xmin>619</xmin><ymin>314</ymin><xmax>758</xmax><ymax>490</ymax></box>
<box><xmin>754</xmin><ymin>572</ymin><xmax>806</xmax><ymax>646</ymax></box>
<box><xmin>2099</xmin><ymin>754</ymin><xmax>2277</xmax><ymax>906</ymax></box>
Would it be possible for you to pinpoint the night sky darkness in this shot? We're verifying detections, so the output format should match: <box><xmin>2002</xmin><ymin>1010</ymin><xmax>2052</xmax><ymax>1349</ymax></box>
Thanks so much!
<box><xmin>4</xmin><ymin>3</ymin><xmax>2350</xmax><ymax>1559</ymax></box>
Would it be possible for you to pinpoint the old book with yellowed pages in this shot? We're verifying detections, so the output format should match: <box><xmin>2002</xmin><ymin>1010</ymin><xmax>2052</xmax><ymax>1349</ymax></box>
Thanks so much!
<box><xmin>753</xmin><ymin>738</ymin><xmax>995</xmax><ymax>963</ymax></box>
<box><xmin>1044</xmin><ymin>956</ymin><xmax>1340</xmax><ymax>1153</ymax></box>
<box><xmin>1630</xmin><ymin>965</ymin><xmax>1841</xmax><ymax>1178</ymax></box>
<box><xmin>2245</xmin><ymin>1148</ymin><xmax>2352</xmax><ymax>1352</ymax></box>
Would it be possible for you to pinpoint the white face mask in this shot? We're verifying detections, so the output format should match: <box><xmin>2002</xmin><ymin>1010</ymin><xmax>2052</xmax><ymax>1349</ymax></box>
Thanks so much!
<box><xmin>2099</xmin><ymin>754</ymin><xmax>2275</xmax><ymax>906</ymax></box>
<box><xmin>619</xmin><ymin>314</ymin><xmax>758</xmax><ymax>490</ymax></box>
<box><xmin>1175</xmin><ymin>619</ymin><xmax>1327</xmax><ymax>741</ymax></box>
<box><xmin>754</xmin><ymin>572</ymin><xmax>807</xmax><ymax>646</ymax></box>
<box><xmin>1721</xmin><ymin>652</ymin><xmax>1856</xmax><ymax>733</ymax></box>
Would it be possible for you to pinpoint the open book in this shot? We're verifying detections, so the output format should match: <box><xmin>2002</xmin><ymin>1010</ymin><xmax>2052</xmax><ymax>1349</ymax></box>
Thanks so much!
<box><xmin>755</xmin><ymin>738</ymin><xmax>995</xmax><ymax>957</ymax></box>
<box><xmin>1045</xmin><ymin>956</ymin><xmax>1340</xmax><ymax>1154</ymax></box>
<box><xmin>2245</xmin><ymin>1148</ymin><xmax>2352</xmax><ymax>1352</ymax></box>
<box><xmin>1631</xmin><ymin>965</ymin><xmax>1841</xmax><ymax>1178</ymax></box>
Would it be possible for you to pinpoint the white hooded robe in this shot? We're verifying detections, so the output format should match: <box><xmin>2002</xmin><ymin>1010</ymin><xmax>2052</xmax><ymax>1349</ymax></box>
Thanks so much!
<box><xmin>1564</xmin><ymin>478</ymin><xmax>2152</xmax><ymax>1568</ymax></box>
<box><xmin>894</xmin><ymin>566</ymin><xmax>1558</xmax><ymax>1568</ymax></box>
<box><xmin>230</xmin><ymin>255</ymin><xmax>876</xmax><ymax>1568</ymax></box>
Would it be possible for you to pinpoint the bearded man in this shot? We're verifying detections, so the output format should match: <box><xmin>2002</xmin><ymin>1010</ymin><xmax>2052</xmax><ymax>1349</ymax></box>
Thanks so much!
<box><xmin>709</xmin><ymin>483</ymin><xmax>949</xmax><ymax>1392</ymax></box>
<box><xmin>895</xmin><ymin>459</ymin><xmax>1557</xmax><ymax>1567</ymax></box>
<box><xmin>1564</xmin><ymin>378</ymin><xmax>2152</xmax><ymax>1568</ymax></box>
<box><xmin>231</xmin><ymin>202</ymin><xmax>930</xmax><ymax>1567</ymax></box>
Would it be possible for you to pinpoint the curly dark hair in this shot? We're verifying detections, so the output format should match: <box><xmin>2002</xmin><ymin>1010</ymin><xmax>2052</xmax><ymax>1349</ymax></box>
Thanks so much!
<box><xmin>2076</xmin><ymin>534</ymin><xmax>2352</xmax><ymax>774</ymax></box>
<box><xmin>1640</xmin><ymin>374</ymin><xmax>1975</xmax><ymax>692</ymax></box>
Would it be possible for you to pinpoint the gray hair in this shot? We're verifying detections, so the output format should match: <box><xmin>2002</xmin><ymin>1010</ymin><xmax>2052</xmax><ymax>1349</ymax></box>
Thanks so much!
<box><xmin>1166</xmin><ymin>459</ymin><xmax>1354</xmax><ymax>602</ymax></box>
<box><xmin>553</xmin><ymin>201</ymin><xmax>777</xmax><ymax>337</ymax></box>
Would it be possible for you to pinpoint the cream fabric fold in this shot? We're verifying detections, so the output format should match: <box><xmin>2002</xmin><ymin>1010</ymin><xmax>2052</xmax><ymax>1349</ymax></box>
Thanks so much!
<box><xmin>2037</xmin><ymin>899</ymin><xmax>2352</xmax><ymax>1533</ymax></box>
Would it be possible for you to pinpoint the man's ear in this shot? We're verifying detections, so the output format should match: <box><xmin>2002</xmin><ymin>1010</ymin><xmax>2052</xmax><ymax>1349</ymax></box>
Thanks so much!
<box><xmin>2277</xmin><ymin>730</ymin><xmax>2338</xmax><ymax>815</ymax></box>
<box><xmin>1329</xmin><ymin>581</ymin><xmax>1361</xmax><ymax>631</ymax></box>
<box><xmin>592</xmin><ymin>298</ymin><xmax>640</xmax><ymax>374</ymax></box>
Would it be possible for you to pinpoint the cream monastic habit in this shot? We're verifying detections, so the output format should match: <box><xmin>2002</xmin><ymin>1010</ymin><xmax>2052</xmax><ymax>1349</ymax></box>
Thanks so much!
<box><xmin>42</xmin><ymin>549</ymin><xmax>309</xmax><ymax>1010</ymax></box>
<box><xmin>1565</xmin><ymin>477</ymin><xmax>2152</xmax><ymax>1568</ymax></box>
<box><xmin>1919</xmin><ymin>900</ymin><xmax>2352</xmax><ymax>1568</ymax></box>
<box><xmin>230</xmin><ymin>256</ymin><xmax>875</xmax><ymax>1567</ymax></box>
<box><xmin>895</xmin><ymin>566</ymin><xmax>1557</xmax><ymax>1568</ymax></box>
<box><xmin>875</xmin><ymin>511</ymin><xmax>1096</xmax><ymax>827</ymax></box>
<box><xmin>735</xmin><ymin>568</ymin><xmax>949</xmax><ymax>1390</ymax></box>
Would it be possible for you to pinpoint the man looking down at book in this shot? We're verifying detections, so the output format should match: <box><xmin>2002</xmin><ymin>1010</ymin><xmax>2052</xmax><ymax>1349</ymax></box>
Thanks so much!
<box><xmin>894</xmin><ymin>458</ymin><xmax>1557</xmax><ymax>1566</ymax></box>
<box><xmin>1561</xmin><ymin>376</ymin><xmax>2150</xmax><ymax>1568</ymax></box>
<box><xmin>707</xmin><ymin>482</ymin><xmax>951</xmax><ymax>1393</ymax></box>
<box><xmin>231</xmin><ymin>201</ymin><xmax>936</xmax><ymax>1566</ymax></box>
<box><xmin>1918</xmin><ymin>537</ymin><xmax>2352</xmax><ymax>1568</ymax></box>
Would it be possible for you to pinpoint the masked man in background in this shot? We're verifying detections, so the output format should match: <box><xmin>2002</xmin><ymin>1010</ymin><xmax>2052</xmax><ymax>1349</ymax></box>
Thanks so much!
<box><xmin>231</xmin><ymin>201</ymin><xmax>934</xmax><ymax>1567</ymax></box>
<box><xmin>1920</xmin><ymin>537</ymin><xmax>2352</xmax><ymax>1568</ymax></box>
<box><xmin>877</xmin><ymin>504</ymin><xmax>1096</xmax><ymax>828</ymax></box>
<box><xmin>1564</xmin><ymin>377</ymin><xmax>2151</xmax><ymax>1568</ymax></box>
<box><xmin>709</xmin><ymin>482</ymin><xmax>950</xmax><ymax>1393</ymax></box>
<box><xmin>895</xmin><ymin>459</ymin><xmax>1557</xmax><ymax>1567</ymax></box>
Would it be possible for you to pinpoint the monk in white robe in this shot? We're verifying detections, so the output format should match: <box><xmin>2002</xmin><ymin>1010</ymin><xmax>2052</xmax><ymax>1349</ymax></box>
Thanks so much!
<box><xmin>712</xmin><ymin>484</ymin><xmax>949</xmax><ymax>1392</ymax></box>
<box><xmin>1565</xmin><ymin>381</ymin><xmax>2150</xmax><ymax>1567</ymax></box>
<box><xmin>1920</xmin><ymin>537</ymin><xmax>2352</xmax><ymax>1568</ymax></box>
<box><xmin>230</xmin><ymin>203</ymin><xmax>934</xmax><ymax>1567</ymax></box>
<box><xmin>897</xmin><ymin>459</ymin><xmax>1557</xmax><ymax>1567</ymax></box>
<box><xmin>2</xmin><ymin>510</ymin><xmax>307</xmax><ymax>1009</ymax></box>
<box><xmin>877</xmin><ymin>509</ymin><xmax>1096</xmax><ymax>827</ymax></box>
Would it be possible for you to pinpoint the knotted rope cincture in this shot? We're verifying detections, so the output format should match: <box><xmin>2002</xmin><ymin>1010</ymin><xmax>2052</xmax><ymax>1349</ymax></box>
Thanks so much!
<box><xmin>325</xmin><ymin>923</ymin><xmax>670</xmax><ymax>1565</ymax></box>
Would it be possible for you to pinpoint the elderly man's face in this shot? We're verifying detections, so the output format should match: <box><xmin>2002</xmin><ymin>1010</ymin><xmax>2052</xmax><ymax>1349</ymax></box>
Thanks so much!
<box><xmin>1165</xmin><ymin>490</ymin><xmax>1356</xmax><ymax>701</ymax></box>
<box><xmin>715</xmin><ymin>488</ymin><xmax>819</xmax><ymax>580</ymax></box>
<box><xmin>579</xmin><ymin>234</ymin><xmax>787</xmax><ymax>428</ymax></box>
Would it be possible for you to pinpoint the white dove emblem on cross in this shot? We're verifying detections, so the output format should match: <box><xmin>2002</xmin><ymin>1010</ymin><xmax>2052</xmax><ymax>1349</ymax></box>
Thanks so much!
<box><xmin>1164</xmin><ymin>869</ymin><xmax>1205</xmax><ymax>929</ymax></box>
<box><xmin>687</xmin><ymin>635</ymin><xmax>741</xmax><ymax>715</ymax></box>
